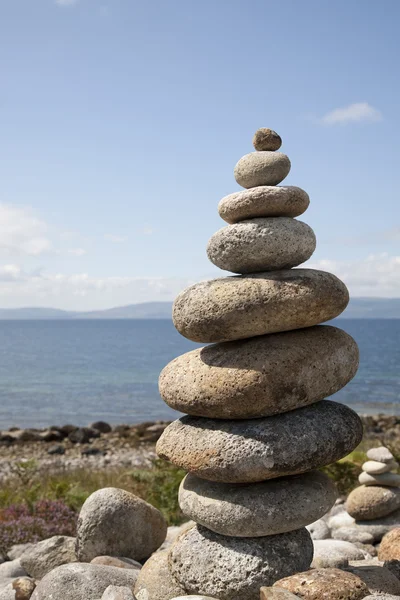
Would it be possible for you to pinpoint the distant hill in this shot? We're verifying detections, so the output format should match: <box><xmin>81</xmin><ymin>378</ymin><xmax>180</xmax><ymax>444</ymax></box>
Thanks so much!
<box><xmin>0</xmin><ymin>298</ymin><xmax>399</xmax><ymax>320</ymax></box>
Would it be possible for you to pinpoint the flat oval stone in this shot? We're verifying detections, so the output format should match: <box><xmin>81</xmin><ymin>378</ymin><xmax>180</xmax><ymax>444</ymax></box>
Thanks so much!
<box><xmin>207</xmin><ymin>218</ymin><xmax>316</xmax><ymax>274</ymax></box>
<box><xmin>178</xmin><ymin>471</ymin><xmax>337</xmax><ymax>537</ymax></box>
<box><xmin>168</xmin><ymin>525</ymin><xmax>313</xmax><ymax>600</ymax></box>
<box><xmin>159</xmin><ymin>325</ymin><xmax>359</xmax><ymax>419</ymax></box>
<box><xmin>253</xmin><ymin>128</ymin><xmax>282</xmax><ymax>151</ymax></box>
<box><xmin>359</xmin><ymin>472</ymin><xmax>400</xmax><ymax>487</ymax></box>
<box><xmin>347</xmin><ymin>486</ymin><xmax>400</xmax><ymax>521</ymax></box>
<box><xmin>218</xmin><ymin>186</ymin><xmax>310</xmax><ymax>223</ymax></box>
<box><xmin>362</xmin><ymin>461</ymin><xmax>392</xmax><ymax>475</ymax></box>
<box><xmin>156</xmin><ymin>400</ymin><xmax>363</xmax><ymax>483</ymax></box>
<box><xmin>367</xmin><ymin>448</ymin><xmax>395</xmax><ymax>464</ymax></box>
<box><xmin>173</xmin><ymin>269</ymin><xmax>349</xmax><ymax>343</ymax></box>
<box><xmin>234</xmin><ymin>152</ymin><xmax>291</xmax><ymax>188</ymax></box>
<box><xmin>274</xmin><ymin>568</ymin><xmax>369</xmax><ymax>600</ymax></box>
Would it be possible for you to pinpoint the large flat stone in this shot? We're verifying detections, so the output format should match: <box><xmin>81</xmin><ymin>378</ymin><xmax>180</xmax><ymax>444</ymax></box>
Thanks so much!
<box><xmin>173</xmin><ymin>269</ymin><xmax>349</xmax><ymax>343</ymax></box>
<box><xmin>178</xmin><ymin>470</ymin><xmax>337</xmax><ymax>537</ymax></box>
<box><xmin>359</xmin><ymin>472</ymin><xmax>400</xmax><ymax>487</ymax></box>
<box><xmin>206</xmin><ymin>218</ymin><xmax>316</xmax><ymax>274</ymax></box>
<box><xmin>347</xmin><ymin>486</ymin><xmax>400</xmax><ymax>521</ymax></box>
<box><xmin>218</xmin><ymin>186</ymin><xmax>309</xmax><ymax>223</ymax></box>
<box><xmin>159</xmin><ymin>325</ymin><xmax>359</xmax><ymax>419</ymax></box>
<box><xmin>169</xmin><ymin>525</ymin><xmax>313</xmax><ymax>600</ymax></box>
<box><xmin>157</xmin><ymin>400</ymin><xmax>363</xmax><ymax>483</ymax></box>
<box><xmin>234</xmin><ymin>151</ymin><xmax>291</xmax><ymax>188</ymax></box>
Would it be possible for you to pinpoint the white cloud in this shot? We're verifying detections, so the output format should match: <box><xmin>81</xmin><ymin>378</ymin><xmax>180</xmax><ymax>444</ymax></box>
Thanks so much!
<box><xmin>0</xmin><ymin>205</ymin><xmax>52</xmax><ymax>257</ymax></box>
<box><xmin>319</xmin><ymin>103</ymin><xmax>383</xmax><ymax>125</ymax></box>
<box><xmin>104</xmin><ymin>234</ymin><xmax>127</xmax><ymax>243</ymax></box>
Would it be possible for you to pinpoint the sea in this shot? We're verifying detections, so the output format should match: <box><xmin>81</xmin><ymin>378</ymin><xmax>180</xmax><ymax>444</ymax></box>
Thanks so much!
<box><xmin>0</xmin><ymin>319</ymin><xmax>398</xmax><ymax>429</ymax></box>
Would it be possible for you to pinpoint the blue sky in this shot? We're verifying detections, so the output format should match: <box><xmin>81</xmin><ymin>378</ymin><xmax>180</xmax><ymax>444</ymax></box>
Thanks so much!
<box><xmin>0</xmin><ymin>0</ymin><xmax>399</xmax><ymax>309</ymax></box>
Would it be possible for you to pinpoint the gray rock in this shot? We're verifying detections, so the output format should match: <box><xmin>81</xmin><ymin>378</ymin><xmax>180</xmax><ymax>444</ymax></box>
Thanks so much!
<box><xmin>169</xmin><ymin>597</ymin><xmax>219</xmax><ymax>600</ymax></box>
<box><xmin>157</xmin><ymin>400</ymin><xmax>363</xmax><ymax>483</ymax></box>
<box><xmin>345</xmin><ymin>565</ymin><xmax>400</xmax><ymax>596</ymax></box>
<box><xmin>20</xmin><ymin>535</ymin><xmax>76</xmax><ymax>579</ymax></box>
<box><xmin>159</xmin><ymin>325</ymin><xmax>359</xmax><ymax>419</ymax></box>
<box><xmin>134</xmin><ymin>551</ymin><xmax>185</xmax><ymax>600</ymax></box>
<box><xmin>383</xmin><ymin>559</ymin><xmax>400</xmax><ymax>581</ymax></box>
<box><xmin>367</xmin><ymin>448</ymin><xmax>395</xmax><ymax>464</ymax></box>
<box><xmin>312</xmin><ymin>540</ymin><xmax>370</xmax><ymax>568</ymax></box>
<box><xmin>169</xmin><ymin>525</ymin><xmax>313</xmax><ymax>600</ymax></box>
<box><xmin>91</xmin><ymin>556</ymin><xmax>142</xmax><ymax>570</ymax></box>
<box><xmin>157</xmin><ymin>522</ymin><xmax>195</xmax><ymax>552</ymax></box>
<box><xmin>234</xmin><ymin>152</ymin><xmax>291</xmax><ymax>188</ymax></box>
<box><xmin>6</xmin><ymin>545</ymin><xmax>35</xmax><ymax>561</ymax></box>
<box><xmin>206</xmin><ymin>218</ymin><xmax>316</xmax><ymax>274</ymax></box>
<box><xmin>31</xmin><ymin>563</ymin><xmax>138</xmax><ymax>600</ymax></box>
<box><xmin>0</xmin><ymin>560</ymin><xmax>27</xmax><ymax>581</ymax></box>
<box><xmin>347</xmin><ymin>486</ymin><xmax>400</xmax><ymax>520</ymax></box>
<box><xmin>179</xmin><ymin>471</ymin><xmax>337</xmax><ymax>537</ymax></box>
<box><xmin>355</xmin><ymin>508</ymin><xmax>400</xmax><ymax>542</ymax></box>
<box><xmin>306</xmin><ymin>519</ymin><xmax>331</xmax><ymax>540</ymax></box>
<box><xmin>359</xmin><ymin>472</ymin><xmax>400</xmax><ymax>487</ymax></box>
<box><xmin>172</xmin><ymin>269</ymin><xmax>349</xmax><ymax>343</ymax></box>
<box><xmin>75</xmin><ymin>488</ymin><xmax>167</xmax><ymax>562</ymax></box>
<box><xmin>260</xmin><ymin>588</ymin><xmax>300</xmax><ymax>600</ymax></box>
<box><xmin>363</xmin><ymin>596</ymin><xmax>400</xmax><ymax>600</ymax></box>
<box><xmin>218</xmin><ymin>186</ymin><xmax>310</xmax><ymax>223</ymax></box>
<box><xmin>362</xmin><ymin>461</ymin><xmax>392</xmax><ymax>475</ymax></box>
<box><xmin>101</xmin><ymin>586</ymin><xmax>135</xmax><ymax>600</ymax></box>
<box><xmin>0</xmin><ymin>577</ymin><xmax>36</xmax><ymax>600</ymax></box>
<box><xmin>328</xmin><ymin>510</ymin><xmax>356</xmax><ymax>530</ymax></box>
<box><xmin>252</xmin><ymin>128</ymin><xmax>282</xmax><ymax>151</ymax></box>
<box><xmin>332</xmin><ymin>527</ymin><xmax>374</xmax><ymax>544</ymax></box>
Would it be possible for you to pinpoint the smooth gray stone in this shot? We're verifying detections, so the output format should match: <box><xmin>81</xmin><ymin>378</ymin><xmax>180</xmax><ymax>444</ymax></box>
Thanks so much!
<box><xmin>234</xmin><ymin>151</ymin><xmax>291</xmax><ymax>188</ymax></box>
<box><xmin>173</xmin><ymin>269</ymin><xmax>349</xmax><ymax>343</ymax></box>
<box><xmin>159</xmin><ymin>325</ymin><xmax>359</xmax><ymax>419</ymax></box>
<box><xmin>252</xmin><ymin>128</ymin><xmax>282</xmax><ymax>151</ymax></box>
<box><xmin>207</xmin><ymin>218</ymin><xmax>316</xmax><ymax>274</ymax></box>
<box><xmin>101</xmin><ymin>586</ymin><xmax>135</xmax><ymax>600</ymax></box>
<box><xmin>332</xmin><ymin>527</ymin><xmax>374</xmax><ymax>544</ymax></box>
<box><xmin>367</xmin><ymin>448</ymin><xmax>395</xmax><ymax>464</ymax></box>
<box><xmin>362</xmin><ymin>461</ymin><xmax>393</xmax><ymax>475</ymax></box>
<box><xmin>218</xmin><ymin>185</ymin><xmax>310</xmax><ymax>223</ymax></box>
<box><xmin>306</xmin><ymin>519</ymin><xmax>331</xmax><ymax>540</ymax></box>
<box><xmin>359</xmin><ymin>472</ymin><xmax>400</xmax><ymax>487</ymax></box>
<box><xmin>345</xmin><ymin>565</ymin><xmax>400</xmax><ymax>596</ymax></box>
<box><xmin>311</xmin><ymin>540</ymin><xmax>370</xmax><ymax>568</ymax></box>
<box><xmin>347</xmin><ymin>486</ymin><xmax>400</xmax><ymax>520</ymax></box>
<box><xmin>157</xmin><ymin>400</ymin><xmax>363</xmax><ymax>483</ymax></box>
<box><xmin>179</xmin><ymin>471</ymin><xmax>337</xmax><ymax>537</ymax></box>
<box><xmin>169</xmin><ymin>525</ymin><xmax>313</xmax><ymax>600</ymax></box>
<box><xmin>20</xmin><ymin>535</ymin><xmax>76</xmax><ymax>580</ymax></box>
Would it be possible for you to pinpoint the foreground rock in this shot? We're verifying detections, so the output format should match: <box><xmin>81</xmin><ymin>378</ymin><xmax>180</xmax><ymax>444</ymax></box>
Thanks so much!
<box><xmin>179</xmin><ymin>471</ymin><xmax>337</xmax><ymax>536</ymax></box>
<box><xmin>20</xmin><ymin>535</ymin><xmax>76</xmax><ymax>579</ymax></box>
<box><xmin>218</xmin><ymin>186</ymin><xmax>309</xmax><ymax>223</ymax></box>
<box><xmin>378</xmin><ymin>528</ymin><xmax>400</xmax><ymax>560</ymax></box>
<box><xmin>134</xmin><ymin>551</ymin><xmax>185</xmax><ymax>600</ymax></box>
<box><xmin>0</xmin><ymin>577</ymin><xmax>36</xmax><ymax>600</ymax></box>
<box><xmin>159</xmin><ymin>325</ymin><xmax>359</xmax><ymax>419</ymax></box>
<box><xmin>172</xmin><ymin>269</ymin><xmax>349</xmax><ymax>343</ymax></box>
<box><xmin>234</xmin><ymin>151</ymin><xmax>291</xmax><ymax>188</ymax></box>
<box><xmin>168</xmin><ymin>525</ymin><xmax>313</xmax><ymax>600</ymax></box>
<box><xmin>346</xmin><ymin>564</ymin><xmax>400</xmax><ymax>596</ymax></box>
<box><xmin>157</xmin><ymin>401</ymin><xmax>363</xmax><ymax>483</ymax></box>
<box><xmin>31</xmin><ymin>563</ymin><xmax>138</xmax><ymax>600</ymax></box>
<box><xmin>75</xmin><ymin>488</ymin><xmax>167</xmax><ymax>562</ymax></box>
<box><xmin>274</xmin><ymin>568</ymin><xmax>369</xmax><ymax>600</ymax></box>
<box><xmin>101</xmin><ymin>587</ymin><xmax>135</xmax><ymax>600</ymax></box>
<box><xmin>207</xmin><ymin>218</ymin><xmax>316</xmax><ymax>274</ymax></box>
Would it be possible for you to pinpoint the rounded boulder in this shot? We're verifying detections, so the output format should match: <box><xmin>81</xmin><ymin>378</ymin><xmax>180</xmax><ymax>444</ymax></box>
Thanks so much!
<box><xmin>173</xmin><ymin>269</ymin><xmax>349</xmax><ymax>343</ymax></box>
<box><xmin>169</xmin><ymin>525</ymin><xmax>313</xmax><ymax>600</ymax></box>
<box><xmin>347</xmin><ymin>486</ymin><xmax>400</xmax><ymax>521</ymax></box>
<box><xmin>159</xmin><ymin>325</ymin><xmax>359</xmax><ymax>419</ymax></box>
<box><xmin>252</xmin><ymin>128</ymin><xmax>282</xmax><ymax>151</ymax></box>
<box><xmin>234</xmin><ymin>151</ymin><xmax>291</xmax><ymax>188</ymax></box>
<box><xmin>274</xmin><ymin>568</ymin><xmax>369</xmax><ymax>600</ymax></box>
<box><xmin>378</xmin><ymin>528</ymin><xmax>400</xmax><ymax>560</ymax></box>
<box><xmin>157</xmin><ymin>400</ymin><xmax>363</xmax><ymax>483</ymax></box>
<box><xmin>75</xmin><ymin>488</ymin><xmax>167</xmax><ymax>562</ymax></box>
<box><xmin>206</xmin><ymin>218</ymin><xmax>316</xmax><ymax>274</ymax></box>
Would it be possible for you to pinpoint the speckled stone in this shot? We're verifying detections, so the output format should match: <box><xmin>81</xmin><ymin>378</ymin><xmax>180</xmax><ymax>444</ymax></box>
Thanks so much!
<box><xmin>367</xmin><ymin>448</ymin><xmax>395</xmax><ymax>464</ymax></box>
<box><xmin>178</xmin><ymin>471</ymin><xmax>336</xmax><ymax>537</ymax></box>
<box><xmin>362</xmin><ymin>461</ymin><xmax>393</xmax><ymax>475</ymax></box>
<box><xmin>252</xmin><ymin>128</ymin><xmax>282</xmax><ymax>151</ymax></box>
<box><xmin>206</xmin><ymin>218</ymin><xmax>316</xmax><ymax>274</ymax></box>
<box><xmin>173</xmin><ymin>269</ymin><xmax>349</xmax><ymax>343</ymax></box>
<box><xmin>234</xmin><ymin>152</ymin><xmax>291</xmax><ymax>188</ymax></box>
<box><xmin>378</xmin><ymin>528</ymin><xmax>400</xmax><ymax>560</ymax></box>
<box><xmin>345</xmin><ymin>564</ymin><xmax>400</xmax><ymax>596</ymax></box>
<box><xmin>159</xmin><ymin>325</ymin><xmax>358</xmax><ymax>419</ymax></box>
<box><xmin>347</xmin><ymin>486</ymin><xmax>400</xmax><ymax>521</ymax></box>
<box><xmin>311</xmin><ymin>540</ymin><xmax>370</xmax><ymax>568</ymax></box>
<box><xmin>274</xmin><ymin>568</ymin><xmax>369</xmax><ymax>600</ymax></box>
<box><xmin>218</xmin><ymin>186</ymin><xmax>310</xmax><ymax>223</ymax></box>
<box><xmin>332</xmin><ymin>527</ymin><xmax>374</xmax><ymax>544</ymax></box>
<box><xmin>359</xmin><ymin>472</ymin><xmax>400</xmax><ymax>487</ymax></box>
<box><xmin>134</xmin><ymin>551</ymin><xmax>185</xmax><ymax>600</ymax></box>
<box><xmin>168</xmin><ymin>525</ymin><xmax>313</xmax><ymax>600</ymax></box>
<box><xmin>157</xmin><ymin>400</ymin><xmax>363</xmax><ymax>483</ymax></box>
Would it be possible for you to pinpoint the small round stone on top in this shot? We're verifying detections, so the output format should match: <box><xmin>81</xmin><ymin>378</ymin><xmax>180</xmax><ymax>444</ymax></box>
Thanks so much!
<box><xmin>253</xmin><ymin>128</ymin><xmax>282</xmax><ymax>151</ymax></box>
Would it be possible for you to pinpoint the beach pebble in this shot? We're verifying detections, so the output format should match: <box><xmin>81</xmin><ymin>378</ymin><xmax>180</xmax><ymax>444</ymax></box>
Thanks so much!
<box><xmin>0</xmin><ymin>560</ymin><xmax>27</xmax><ymax>581</ymax></box>
<box><xmin>157</xmin><ymin>401</ymin><xmax>362</xmax><ymax>483</ymax></box>
<box><xmin>75</xmin><ymin>488</ymin><xmax>167</xmax><ymax>562</ymax></box>
<box><xmin>252</xmin><ymin>128</ymin><xmax>282</xmax><ymax>151</ymax></box>
<box><xmin>169</xmin><ymin>524</ymin><xmax>313</xmax><ymax>600</ymax></box>
<box><xmin>179</xmin><ymin>471</ymin><xmax>336</xmax><ymax>537</ymax></box>
<box><xmin>20</xmin><ymin>535</ymin><xmax>77</xmax><ymax>580</ymax></box>
<box><xmin>134</xmin><ymin>551</ymin><xmax>185</xmax><ymax>600</ymax></box>
<box><xmin>159</xmin><ymin>325</ymin><xmax>358</xmax><ymax>419</ymax></box>
<box><xmin>234</xmin><ymin>151</ymin><xmax>291</xmax><ymax>188</ymax></box>
<box><xmin>306</xmin><ymin>519</ymin><xmax>331</xmax><ymax>540</ymax></box>
<box><xmin>260</xmin><ymin>588</ymin><xmax>300</xmax><ymax>600</ymax></box>
<box><xmin>101</xmin><ymin>586</ymin><xmax>135</xmax><ymax>600</ymax></box>
<box><xmin>0</xmin><ymin>577</ymin><xmax>36</xmax><ymax>600</ymax></box>
<box><xmin>31</xmin><ymin>563</ymin><xmax>139</xmax><ymax>600</ymax></box>
<box><xmin>312</xmin><ymin>540</ymin><xmax>370</xmax><ymax>568</ymax></box>
<box><xmin>328</xmin><ymin>510</ymin><xmax>356</xmax><ymax>530</ymax></box>
<box><xmin>347</xmin><ymin>486</ymin><xmax>400</xmax><ymax>521</ymax></box>
<box><xmin>274</xmin><ymin>568</ymin><xmax>369</xmax><ymax>600</ymax></box>
<box><xmin>173</xmin><ymin>269</ymin><xmax>349</xmax><ymax>343</ymax></box>
<box><xmin>346</xmin><ymin>564</ymin><xmax>400</xmax><ymax>596</ymax></box>
<box><xmin>91</xmin><ymin>556</ymin><xmax>142</xmax><ymax>570</ymax></box>
<box><xmin>359</xmin><ymin>472</ymin><xmax>400</xmax><ymax>487</ymax></box>
<box><xmin>218</xmin><ymin>186</ymin><xmax>310</xmax><ymax>223</ymax></box>
<box><xmin>207</xmin><ymin>218</ymin><xmax>316</xmax><ymax>274</ymax></box>
<box><xmin>378</xmin><ymin>528</ymin><xmax>400</xmax><ymax>560</ymax></box>
<box><xmin>362</xmin><ymin>461</ymin><xmax>393</xmax><ymax>475</ymax></box>
<box><xmin>332</xmin><ymin>527</ymin><xmax>374</xmax><ymax>544</ymax></box>
<box><xmin>367</xmin><ymin>448</ymin><xmax>395</xmax><ymax>464</ymax></box>
<box><xmin>355</xmin><ymin>508</ymin><xmax>400</xmax><ymax>542</ymax></box>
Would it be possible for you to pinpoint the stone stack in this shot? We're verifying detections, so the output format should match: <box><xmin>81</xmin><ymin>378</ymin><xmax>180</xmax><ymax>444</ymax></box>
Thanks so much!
<box><xmin>156</xmin><ymin>128</ymin><xmax>363</xmax><ymax>600</ymax></box>
<box><xmin>347</xmin><ymin>447</ymin><xmax>400</xmax><ymax>521</ymax></box>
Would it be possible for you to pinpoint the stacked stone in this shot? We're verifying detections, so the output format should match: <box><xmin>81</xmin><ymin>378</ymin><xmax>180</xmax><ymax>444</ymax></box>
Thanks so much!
<box><xmin>156</xmin><ymin>128</ymin><xmax>363</xmax><ymax>600</ymax></box>
<box><xmin>347</xmin><ymin>447</ymin><xmax>400</xmax><ymax>522</ymax></box>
